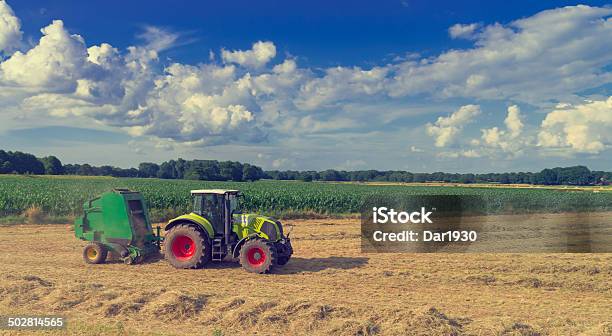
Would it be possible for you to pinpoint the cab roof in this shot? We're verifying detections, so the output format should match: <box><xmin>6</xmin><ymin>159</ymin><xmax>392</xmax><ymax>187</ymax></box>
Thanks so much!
<box><xmin>190</xmin><ymin>189</ymin><xmax>240</xmax><ymax>195</ymax></box>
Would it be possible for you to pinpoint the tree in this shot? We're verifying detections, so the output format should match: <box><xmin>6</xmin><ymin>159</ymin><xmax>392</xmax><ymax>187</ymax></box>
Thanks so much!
<box><xmin>0</xmin><ymin>150</ymin><xmax>13</xmax><ymax>173</ymax></box>
<box><xmin>39</xmin><ymin>156</ymin><xmax>64</xmax><ymax>175</ymax></box>
<box><xmin>157</xmin><ymin>161</ymin><xmax>176</xmax><ymax>179</ymax></box>
<box><xmin>201</xmin><ymin>163</ymin><xmax>221</xmax><ymax>180</ymax></box>
<box><xmin>243</xmin><ymin>164</ymin><xmax>262</xmax><ymax>181</ymax></box>
<box><xmin>499</xmin><ymin>173</ymin><xmax>510</xmax><ymax>184</ymax></box>
<box><xmin>138</xmin><ymin>162</ymin><xmax>160</xmax><ymax>178</ymax></box>
<box><xmin>184</xmin><ymin>166</ymin><xmax>205</xmax><ymax>180</ymax></box>
<box><xmin>77</xmin><ymin>164</ymin><xmax>94</xmax><ymax>176</ymax></box>
<box><xmin>8</xmin><ymin>151</ymin><xmax>44</xmax><ymax>174</ymax></box>
<box><xmin>62</xmin><ymin>164</ymin><xmax>79</xmax><ymax>175</ymax></box>
<box><xmin>534</xmin><ymin>168</ymin><xmax>558</xmax><ymax>185</ymax></box>
<box><xmin>98</xmin><ymin>165</ymin><xmax>114</xmax><ymax>176</ymax></box>
<box><xmin>554</xmin><ymin>166</ymin><xmax>591</xmax><ymax>185</ymax></box>
<box><xmin>459</xmin><ymin>173</ymin><xmax>475</xmax><ymax>184</ymax></box>
<box><xmin>220</xmin><ymin>161</ymin><xmax>243</xmax><ymax>181</ymax></box>
<box><xmin>175</xmin><ymin>158</ymin><xmax>187</xmax><ymax>179</ymax></box>
<box><xmin>300</xmin><ymin>172</ymin><xmax>313</xmax><ymax>182</ymax></box>
<box><xmin>321</xmin><ymin>169</ymin><xmax>341</xmax><ymax>181</ymax></box>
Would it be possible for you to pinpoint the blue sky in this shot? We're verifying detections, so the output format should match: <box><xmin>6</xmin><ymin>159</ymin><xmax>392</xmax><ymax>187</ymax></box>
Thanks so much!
<box><xmin>0</xmin><ymin>1</ymin><xmax>611</xmax><ymax>172</ymax></box>
<box><xmin>10</xmin><ymin>0</ymin><xmax>610</xmax><ymax>67</ymax></box>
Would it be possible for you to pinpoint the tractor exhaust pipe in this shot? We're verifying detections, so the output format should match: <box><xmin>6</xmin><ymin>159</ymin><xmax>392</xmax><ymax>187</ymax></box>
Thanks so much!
<box><xmin>224</xmin><ymin>194</ymin><xmax>230</xmax><ymax>245</ymax></box>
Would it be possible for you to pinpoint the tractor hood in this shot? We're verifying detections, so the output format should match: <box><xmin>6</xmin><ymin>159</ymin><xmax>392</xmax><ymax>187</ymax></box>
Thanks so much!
<box><xmin>232</xmin><ymin>213</ymin><xmax>278</xmax><ymax>224</ymax></box>
<box><xmin>232</xmin><ymin>213</ymin><xmax>285</xmax><ymax>241</ymax></box>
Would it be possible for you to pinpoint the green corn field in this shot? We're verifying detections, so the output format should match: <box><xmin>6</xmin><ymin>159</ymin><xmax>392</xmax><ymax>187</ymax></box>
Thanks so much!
<box><xmin>0</xmin><ymin>175</ymin><xmax>611</xmax><ymax>218</ymax></box>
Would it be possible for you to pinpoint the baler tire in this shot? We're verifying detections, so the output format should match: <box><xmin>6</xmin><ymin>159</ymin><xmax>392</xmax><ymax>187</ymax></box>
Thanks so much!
<box><xmin>83</xmin><ymin>242</ymin><xmax>108</xmax><ymax>264</ymax></box>
<box><xmin>164</xmin><ymin>224</ymin><xmax>211</xmax><ymax>269</ymax></box>
<box><xmin>239</xmin><ymin>239</ymin><xmax>277</xmax><ymax>274</ymax></box>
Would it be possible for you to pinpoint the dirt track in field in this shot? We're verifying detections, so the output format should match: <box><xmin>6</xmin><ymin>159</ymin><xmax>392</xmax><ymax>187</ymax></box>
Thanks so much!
<box><xmin>0</xmin><ymin>213</ymin><xmax>611</xmax><ymax>335</ymax></box>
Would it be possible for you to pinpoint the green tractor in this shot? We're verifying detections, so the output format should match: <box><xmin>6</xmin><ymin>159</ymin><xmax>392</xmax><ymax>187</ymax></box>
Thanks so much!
<box><xmin>163</xmin><ymin>189</ymin><xmax>293</xmax><ymax>273</ymax></box>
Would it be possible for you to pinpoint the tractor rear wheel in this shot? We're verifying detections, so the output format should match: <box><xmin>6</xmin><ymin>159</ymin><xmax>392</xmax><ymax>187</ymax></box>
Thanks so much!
<box><xmin>239</xmin><ymin>239</ymin><xmax>277</xmax><ymax>274</ymax></box>
<box><xmin>83</xmin><ymin>242</ymin><xmax>107</xmax><ymax>264</ymax></box>
<box><xmin>164</xmin><ymin>224</ymin><xmax>211</xmax><ymax>269</ymax></box>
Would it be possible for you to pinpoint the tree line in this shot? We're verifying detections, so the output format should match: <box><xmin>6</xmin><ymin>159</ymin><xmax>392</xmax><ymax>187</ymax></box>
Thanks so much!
<box><xmin>0</xmin><ymin>149</ymin><xmax>609</xmax><ymax>185</ymax></box>
<box><xmin>0</xmin><ymin>150</ymin><xmax>266</xmax><ymax>181</ymax></box>
<box><xmin>265</xmin><ymin>165</ymin><xmax>611</xmax><ymax>185</ymax></box>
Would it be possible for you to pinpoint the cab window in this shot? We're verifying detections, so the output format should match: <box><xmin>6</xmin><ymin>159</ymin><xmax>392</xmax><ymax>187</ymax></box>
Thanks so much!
<box><xmin>201</xmin><ymin>194</ymin><xmax>224</xmax><ymax>230</ymax></box>
<box><xmin>193</xmin><ymin>195</ymin><xmax>203</xmax><ymax>215</ymax></box>
<box><xmin>229</xmin><ymin>194</ymin><xmax>241</xmax><ymax>214</ymax></box>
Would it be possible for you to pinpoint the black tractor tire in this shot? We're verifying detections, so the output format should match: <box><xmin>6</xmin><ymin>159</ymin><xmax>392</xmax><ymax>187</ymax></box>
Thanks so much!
<box><xmin>83</xmin><ymin>242</ymin><xmax>108</xmax><ymax>264</ymax></box>
<box><xmin>276</xmin><ymin>255</ymin><xmax>291</xmax><ymax>266</ymax></box>
<box><xmin>275</xmin><ymin>241</ymin><xmax>293</xmax><ymax>266</ymax></box>
<box><xmin>164</xmin><ymin>224</ymin><xmax>211</xmax><ymax>269</ymax></box>
<box><xmin>239</xmin><ymin>239</ymin><xmax>277</xmax><ymax>274</ymax></box>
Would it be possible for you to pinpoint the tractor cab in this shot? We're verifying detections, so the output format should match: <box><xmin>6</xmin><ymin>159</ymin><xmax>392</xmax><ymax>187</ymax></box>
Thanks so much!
<box><xmin>191</xmin><ymin>189</ymin><xmax>240</xmax><ymax>236</ymax></box>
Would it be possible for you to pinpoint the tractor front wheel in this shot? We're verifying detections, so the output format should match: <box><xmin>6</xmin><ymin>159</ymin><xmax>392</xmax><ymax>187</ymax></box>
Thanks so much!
<box><xmin>83</xmin><ymin>242</ymin><xmax>108</xmax><ymax>264</ymax></box>
<box><xmin>275</xmin><ymin>241</ymin><xmax>293</xmax><ymax>266</ymax></box>
<box><xmin>276</xmin><ymin>256</ymin><xmax>290</xmax><ymax>266</ymax></box>
<box><xmin>164</xmin><ymin>224</ymin><xmax>211</xmax><ymax>269</ymax></box>
<box><xmin>239</xmin><ymin>239</ymin><xmax>277</xmax><ymax>274</ymax></box>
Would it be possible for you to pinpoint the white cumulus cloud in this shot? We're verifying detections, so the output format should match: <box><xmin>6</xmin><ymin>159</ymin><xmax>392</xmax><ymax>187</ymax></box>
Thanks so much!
<box><xmin>0</xmin><ymin>0</ymin><xmax>21</xmax><ymax>54</ymax></box>
<box><xmin>504</xmin><ymin>105</ymin><xmax>523</xmax><ymax>138</ymax></box>
<box><xmin>537</xmin><ymin>97</ymin><xmax>612</xmax><ymax>154</ymax></box>
<box><xmin>389</xmin><ymin>5</ymin><xmax>612</xmax><ymax>104</ymax></box>
<box><xmin>295</xmin><ymin>66</ymin><xmax>388</xmax><ymax>110</ymax></box>
<box><xmin>477</xmin><ymin>105</ymin><xmax>528</xmax><ymax>156</ymax></box>
<box><xmin>221</xmin><ymin>41</ymin><xmax>276</xmax><ymax>69</ymax></box>
<box><xmin>426</xmin><ymin>104</ymin><xmax>481</xmax><ymax>147</ymax></box>
<box><xmin>449</xmin><ymin>23</ymin><xmax>480</xmax><ymax>39</ymax></box>
<box><xmin>0</xmin><ymin>20</ymin><xmax>87</xmax><ymax>90</ymax></box>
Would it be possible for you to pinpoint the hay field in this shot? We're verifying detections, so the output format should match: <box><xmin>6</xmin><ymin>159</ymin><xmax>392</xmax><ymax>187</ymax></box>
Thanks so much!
<box><xmin>0</xmin><ymin>214</ymin><xmax>611</xmax><ymax>335</ymax></box>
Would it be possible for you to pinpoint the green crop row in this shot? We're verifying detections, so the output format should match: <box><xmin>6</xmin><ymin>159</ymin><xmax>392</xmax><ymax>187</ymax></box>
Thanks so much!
<box><xmin>0</xmin><ymin>175</ymin><xmax>610</xmax><ymax>218</ymax></box>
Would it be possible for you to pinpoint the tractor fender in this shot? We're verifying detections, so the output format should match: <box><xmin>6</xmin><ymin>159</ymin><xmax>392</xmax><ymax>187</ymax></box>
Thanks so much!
<box><xmin>232</xmin><ymin>234</ymin><xmax>259</xmax><ymax>258</ymax></box>
<box><xmin>165</xmin><ymin>213</ymin><xmax>214</xmax><ymax>238</ymax></box>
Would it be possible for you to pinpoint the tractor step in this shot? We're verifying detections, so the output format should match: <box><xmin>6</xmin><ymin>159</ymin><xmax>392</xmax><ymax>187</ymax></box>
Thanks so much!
<box><xmin>211</xmin><ymin>237</ymin><xmax>225</xmax><ymax>261</ymax></box>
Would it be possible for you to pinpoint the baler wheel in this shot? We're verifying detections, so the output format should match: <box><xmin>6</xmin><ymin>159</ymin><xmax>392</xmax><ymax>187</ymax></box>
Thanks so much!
<box><xmin>83</xmin><ymin>242</ymin><xmax>108</xmax><ymax>264</ymax></box>
<box><xmin>239</xmin><ymin>239</ymin><xmax>277</xmax><ymax>274</ymax></box>
<box><xmin>164</xmin><ymin>224</ymin><xmax>211</xmax><ymax>269</ymax></box>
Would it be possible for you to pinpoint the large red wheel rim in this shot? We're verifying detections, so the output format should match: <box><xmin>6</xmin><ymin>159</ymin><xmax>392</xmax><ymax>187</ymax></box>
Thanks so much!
<box><xmin>171</xmin><ymin>235</ymin><xmax>196</xmax><ymax>261</ymax></box>
<box><xmin>246</xmin><ymin>247</ymin><xmax>266</xmax><ymax>267</ymax></box>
